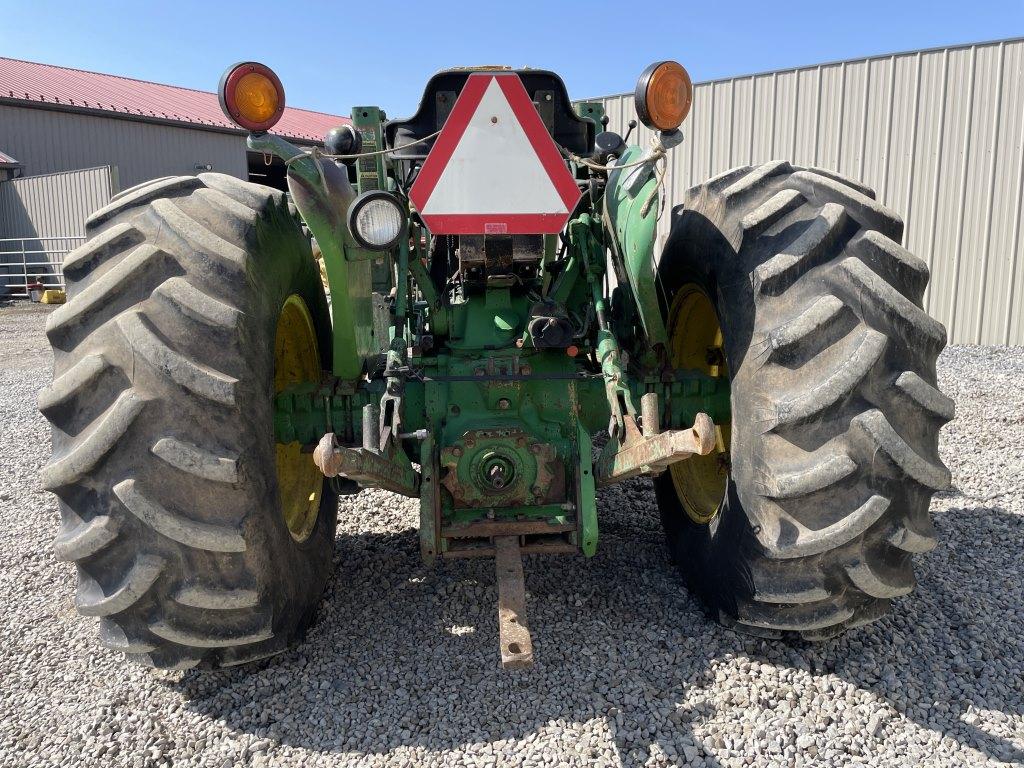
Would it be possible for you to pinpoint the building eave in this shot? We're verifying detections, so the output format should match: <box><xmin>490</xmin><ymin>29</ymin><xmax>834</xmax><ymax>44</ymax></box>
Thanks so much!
<box><xmin>0</xmin><ymin>97</ymin><xmax>328</xmax><ymax>146</ymax></box>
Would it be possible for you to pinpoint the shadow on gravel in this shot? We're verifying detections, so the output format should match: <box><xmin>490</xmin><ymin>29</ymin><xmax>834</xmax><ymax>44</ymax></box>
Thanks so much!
<box><xmin>784</xmin><ymin>494</ymin><xmax>1024</xmax><ymax>766</ymax></box>
<box><xmin>168</xmin><ymin>490</ymin><xmax>1024</xmax><ymax>767</ymax></box>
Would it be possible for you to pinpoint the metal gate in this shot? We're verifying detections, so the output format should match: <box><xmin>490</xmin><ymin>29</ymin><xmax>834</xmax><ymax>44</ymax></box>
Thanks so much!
<box><xmin>0</xmin><ymin>236</ymin><xmax>83</xmax><ymax>298</ymax></box>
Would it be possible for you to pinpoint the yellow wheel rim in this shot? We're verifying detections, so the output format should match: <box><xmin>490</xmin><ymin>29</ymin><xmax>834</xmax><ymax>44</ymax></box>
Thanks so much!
<box><xmin>274</xmin><ymin>294</ymin><xmax>323</xmax><ymax>542</ymax></box>
<box><xmin>667</xmin><ymin>284</ymin><xmax>731</xmax><ymax>524</ymax></box>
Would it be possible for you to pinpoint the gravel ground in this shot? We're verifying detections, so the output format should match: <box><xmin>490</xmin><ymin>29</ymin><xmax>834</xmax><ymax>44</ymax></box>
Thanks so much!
<box><xmin>1</xmin><ymin>301</ymin><xmax>1022</xmax><ymax>768</ymax></box>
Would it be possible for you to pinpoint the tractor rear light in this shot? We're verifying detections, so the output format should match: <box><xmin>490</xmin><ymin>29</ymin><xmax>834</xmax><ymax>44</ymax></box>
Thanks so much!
<box><xmin>634</xmin><ymin>61</ymin><xmax>693</xmax><ymax>132</ymax></box>
<box><xmin>348</xmin><ymin>191</ymin><xmax>405</xmax><ymax>251</ymax></box>
<box><xmin>218</xmin><ymin>62</ymin><xmax>286</xmax><ymax>132</ymax></box>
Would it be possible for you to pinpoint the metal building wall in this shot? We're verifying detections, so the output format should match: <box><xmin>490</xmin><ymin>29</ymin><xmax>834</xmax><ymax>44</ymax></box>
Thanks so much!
<box><xmin>0</xmin><ymin>166</ymin><xmax>114</xmax><ymax>295</ymax></box>
<box><xmin>0</xmin><ymin>165</ymin><xmax>114</xmax><ymax>238</ymax></box>
<box><xmin>0</xmin><ymin>103</ymin><xmax>248</xmax><ymax>190</ymax></box>
<box><xmin>590</xmin><ymin>38</ymin><xmax>1024</xmax><ymax>345</ymax></box>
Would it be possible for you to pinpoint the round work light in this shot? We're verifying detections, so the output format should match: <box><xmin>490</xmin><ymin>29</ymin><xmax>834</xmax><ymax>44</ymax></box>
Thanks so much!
<box><xmin>634</xmin><ymin>61</ymin><xmax>693</xmax><ymax>132</ymax></box>
<box><xmin>347</xmin><ymin>191</ymin><xmax>406</xmax><ymax>251</ymax></box>
<box><xmin>218</xmin><ymin>62</ymin><xmax>286</xmax><ymax>132</ymax></box>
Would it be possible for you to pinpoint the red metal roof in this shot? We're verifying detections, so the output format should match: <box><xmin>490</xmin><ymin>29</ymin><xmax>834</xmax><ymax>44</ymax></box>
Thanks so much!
<box><xmin>0</xmin><ymin>57</ymin><xmax>349</xmax><ymax>142</ymax></box>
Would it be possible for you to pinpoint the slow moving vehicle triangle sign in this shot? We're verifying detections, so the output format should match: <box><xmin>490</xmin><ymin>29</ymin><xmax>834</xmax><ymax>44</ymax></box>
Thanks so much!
<box><xmin>410</xmin><ymin>73</ymin><xmax>582</xmax><ymax>234</ymax></box>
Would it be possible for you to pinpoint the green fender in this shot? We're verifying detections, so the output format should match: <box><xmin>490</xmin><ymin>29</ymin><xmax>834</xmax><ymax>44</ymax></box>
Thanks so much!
<box><xmin>604</xmin><ymin>145</ymin><xmax>670</xmax><ymax>349</ymax></box>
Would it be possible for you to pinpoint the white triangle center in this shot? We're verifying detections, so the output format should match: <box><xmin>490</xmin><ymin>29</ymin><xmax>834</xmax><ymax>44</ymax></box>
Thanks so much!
<box><xmin>420</xmin><ymin>78</ymin><xmax>568</xmax><ymax>216</ymax></box>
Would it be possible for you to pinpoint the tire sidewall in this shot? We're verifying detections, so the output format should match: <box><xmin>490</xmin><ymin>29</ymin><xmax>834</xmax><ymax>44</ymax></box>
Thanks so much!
<box><xmin>241</xmin><ymin>204</ymin><xmax>338</xmax><ymax>643</ymax></box>
<box><xmin>654</xmin><ymin>203</ymin><xmax>757</xmax><ymax>619</ymax></box>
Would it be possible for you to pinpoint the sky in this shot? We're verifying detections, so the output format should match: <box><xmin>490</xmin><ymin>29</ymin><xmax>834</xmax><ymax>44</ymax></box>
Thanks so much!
<box><xmin>1</xmin><ymin>0</ymin><xmax>1022</xmax><ymax>119</ymax></box>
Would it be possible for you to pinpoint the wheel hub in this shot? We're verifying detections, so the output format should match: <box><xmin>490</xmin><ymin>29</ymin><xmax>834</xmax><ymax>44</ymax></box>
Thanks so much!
<box><xmin>667</xmin><ymin>284</ymin><xmax>731</xmax><ymax>524</ymax></box>
<box><xmin>274</xmin><ymin>294</ymin><xmax>323</xmax><ymax>542</ymax></box>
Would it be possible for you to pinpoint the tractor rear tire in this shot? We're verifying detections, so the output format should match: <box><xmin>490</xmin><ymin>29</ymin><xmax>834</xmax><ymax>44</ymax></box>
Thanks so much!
<box><xmin>654</xmin><ymin>162</ymin><xmax>953</xmax><ymax>640</ymax></box>
<box><xmin>40</xmin><ymin>173</ymin><xmax>337</xmax><ymax>669</ymax></box>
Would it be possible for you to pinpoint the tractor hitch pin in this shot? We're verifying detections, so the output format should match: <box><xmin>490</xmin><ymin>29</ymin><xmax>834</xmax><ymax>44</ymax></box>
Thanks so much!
<box><xmin>398</xmin><ymin>429</ymin><xmax>430</xmax><ymax>441</ymax></box>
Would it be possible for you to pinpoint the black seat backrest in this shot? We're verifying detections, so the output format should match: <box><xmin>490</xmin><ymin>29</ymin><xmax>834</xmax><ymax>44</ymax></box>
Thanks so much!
<box><xmin>384</xmin><ymin>68</ymin><xmax>595</xmax><ymax>160</ymax></box>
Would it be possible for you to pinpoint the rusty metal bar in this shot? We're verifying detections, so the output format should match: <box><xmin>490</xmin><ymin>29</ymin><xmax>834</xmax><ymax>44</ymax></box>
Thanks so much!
<box><xmin>442</xmin><ymin>519</ymin><xmax>576</xmax><ymax>539</ymax></box>
<box><xmin>640</xmin><ymin>391</ymin><xmax>661</xmax><ymax>438</ymax></box>
<box><xmin>494</xmin><ymin>535</ymin><xmax>534</xmax><ymax>669</ymax></box>
<box><xmin>595</xmin><ymin>412</ymin><xmax>716</xmax><ymax>486</ymax></box>
<box><xmin>313</xmin><ymin>433</ymin><xmax>420</xmax><ymax>497</ymax></box>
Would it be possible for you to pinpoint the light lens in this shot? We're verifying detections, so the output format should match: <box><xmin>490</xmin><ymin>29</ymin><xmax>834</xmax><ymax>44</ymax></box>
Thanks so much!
<box><xmin>218</xmin><ymin>62</ymin><xmax>285</xmax><ymax>132</ymax></box>
<box><xmin>234</xmin><ymin>72</ymin><xmax>279</xmax><ymax>124</ymax></box>
<box><xmin>353</xmin><ymin>196</ymin><xmax>404</xmax><ymax>249</ymax></box>
<box><xmin>636</xmin><ymin>61</ymin><xmax>693</xmax><ymax>131</ymax></box>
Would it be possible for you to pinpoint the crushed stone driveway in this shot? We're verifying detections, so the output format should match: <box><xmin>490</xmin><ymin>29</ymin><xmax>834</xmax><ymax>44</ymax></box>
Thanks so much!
<box><xmin>1</xmin><ymin>302</ymin><xmax>1022</xmax><ymax>768</ymax></box>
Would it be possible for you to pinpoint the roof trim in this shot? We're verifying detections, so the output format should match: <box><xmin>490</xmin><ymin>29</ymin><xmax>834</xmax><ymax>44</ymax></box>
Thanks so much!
<box><xmin>581</xmin><ymin>35</ymin><xmax>1024</xmax><ymax>100</ymax></box>
<box><xmin>1</xmin><ymin>163</ymin><xmax>112</xmax><ymax>180</ymax></box>
<box><xmin>0</xmin><ymin>97</ymin><xmax>324</xmax><ymax>146</ymax></box>
<box><xmin>0</xmin><ymin>55</ymin><xmax>348</xmax><ymax>143</ymax></box>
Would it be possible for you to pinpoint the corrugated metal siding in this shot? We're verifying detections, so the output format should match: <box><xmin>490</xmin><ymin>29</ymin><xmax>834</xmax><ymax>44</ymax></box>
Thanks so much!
<box><xmin>0</xmin><ymin>165</ymin><xmax>113</xmax><ymax>238</ymax></box>
<box><xmin>0</xmin><ymin>166</ymin><xmax>110</xmax><ymax>295</ymax></box>
<box><xmin>588</xmin><ymin>38</ymin><xmax>1024</xmax><ymax>345</ymax></box>
<box><xmin>0</xmin><ymin>103</ymin><xmax>248</xmax><ymax>189</ymax></box>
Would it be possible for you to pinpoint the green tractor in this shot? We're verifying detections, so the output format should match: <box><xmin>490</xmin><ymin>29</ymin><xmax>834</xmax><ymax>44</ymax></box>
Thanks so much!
<box><xmin>40</xmin><ymin>60</ymin><xmax>952</xmax><ymax>669</ymax></box>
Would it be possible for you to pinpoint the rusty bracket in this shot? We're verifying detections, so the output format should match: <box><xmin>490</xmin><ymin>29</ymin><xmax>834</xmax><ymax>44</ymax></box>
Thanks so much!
<box><xmin>494</xmin><ymin>535</ymin><xmax>534</xmax><ymax>670</ymax></box>
<box><xmin>313</xmin><ymin>432</ymin><xmax>420</xmax><ymax>497</ymax></box>
<box><xmin>595</xmin><ymin>397</ymin><xmax>716</xmax><ymax>486</ymax></box>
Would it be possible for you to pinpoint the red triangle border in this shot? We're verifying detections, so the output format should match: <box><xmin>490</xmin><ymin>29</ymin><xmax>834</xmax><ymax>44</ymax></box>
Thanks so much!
<box><xmin>409</xmin><ymin>73</ymin><xmax>581</xmax><ymax>235</ymax></box>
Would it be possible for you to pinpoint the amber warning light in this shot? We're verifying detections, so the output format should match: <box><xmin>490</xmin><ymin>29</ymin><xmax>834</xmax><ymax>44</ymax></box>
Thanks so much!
<box><xmin>218</xmin><ymin>62</ymin><xmax>286</xmax><ymax>132</ymax></box>
<box><xmin>634</xmin><ymin>60</ymin><xmax>693</xmax><ymax>132</ymax></box>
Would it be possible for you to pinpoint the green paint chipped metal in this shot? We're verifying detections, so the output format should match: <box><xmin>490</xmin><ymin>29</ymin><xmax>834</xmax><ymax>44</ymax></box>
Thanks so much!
<box><xmin>260</xmin><ymin>69</ymin><xmax>726</xmax><ymax>567</ymax></box>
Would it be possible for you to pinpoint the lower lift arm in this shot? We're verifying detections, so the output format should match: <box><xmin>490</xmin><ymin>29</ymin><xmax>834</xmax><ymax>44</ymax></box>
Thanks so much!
<box><xmin>568</xmin><ymin>214</ymin><xmax>717</xmax><ymax>485</ymax></box>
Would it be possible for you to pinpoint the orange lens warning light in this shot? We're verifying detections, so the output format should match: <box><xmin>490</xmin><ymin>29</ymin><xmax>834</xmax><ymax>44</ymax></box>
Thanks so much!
<box><xmin>634</xmin><ymin>61</ymin><xmax>693</xmax><ymax>132</ymax></box>
<box><xmin>219</xmin><ymin>62</ymin><xmax>285</xmax><ymax>132</ymax></box>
